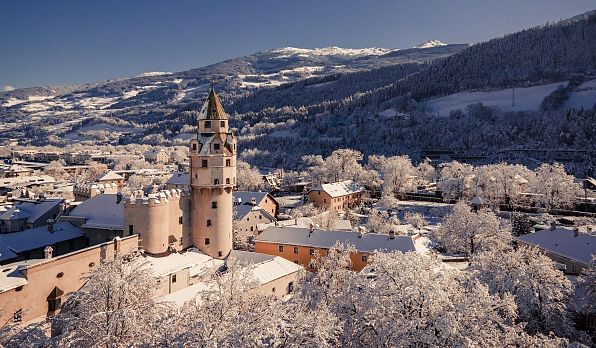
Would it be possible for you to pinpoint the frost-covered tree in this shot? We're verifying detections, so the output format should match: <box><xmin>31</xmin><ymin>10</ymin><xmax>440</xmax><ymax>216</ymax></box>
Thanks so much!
<box><xmin>365</xmin><ymin>210</ymin><xmax>399</xmax><ymax>234</ymax></box>
<box><xmin>79</xmin><ymin>161</ymin><xmax>108</xmax><ymax>183</ymax></box>
<box><xmin>52</xmin><ymin>255</ymin><xmax>167</xmax><ymax>347</ymax></box>
<box><xmin>236</xmin><ymin>160</ymin><xmax>265</xmax><ymax>191</ymax></box>
<box><xmin>433</xmin><ymin>201</ymin><xmax>511</xmax><ymax>256</ymax></box>
<box><xmin>471</xmin><ymin>163</ymin><xmax>534</xmax><ymax>207</ymax></box>
<box><xmin>44</xmin><ymin>159</ymin><xmax>69</xmax><ymax>181</ymax></box>
<box><xmin>312</xmin><ymin>210</ymin><xmax>341</xmax><ymax>230</ymax></box>
<box><xmin>470</xmin><ymin>247</ymin><xmax>579</xmax><ymax>340</ymax></box>
<box><xmin>404</xmin><ymin>211</ymin><xmax>427</xmax><ymax>229</ymax></box>
<box><xmin>437</xmin><ymin>161</ymin><xmax>473</xmax><ymax>202</ymax></box>
<box><xmin>530</xmin><ymin>163</ymin><xmax>580</xmax><ymax>210</ymax></box>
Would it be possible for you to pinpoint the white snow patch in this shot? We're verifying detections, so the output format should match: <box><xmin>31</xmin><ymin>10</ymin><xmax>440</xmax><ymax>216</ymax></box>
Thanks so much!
<box><xmin>135</xmin><ymin>71</ymin><xmax>172</xmax><ymax>77</ymax></box>
<box><xmin>271</xmin><ymin>46</ymin><xmax>393</xmax><ymax>58</ymax></box>
<box><xmin>423</xmin><ymin>82</ymin><xmax>568</xmax><ymax>114</ymax></box>
<box><xmin>415</xmin><ymin>40</ymin><xmax>448</xmax><ymax>49</ymax></box>
<box><xmin>566</xmin><ymin>79</ymin><xmax>596</xmax><ymax>109</ymax></box>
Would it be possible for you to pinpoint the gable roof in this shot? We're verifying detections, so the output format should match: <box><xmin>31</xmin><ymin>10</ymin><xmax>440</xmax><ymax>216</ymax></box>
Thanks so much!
<box><xmin>234</xmin><ymin>205</ymin><xmax>275</xmax><ymax>222</ymax></box>
<box><xmin>0</xmin><ymin>198</ymin><xmax>63</xmax><ymax>224</ymax></box>
<box><xmin>233</xmin><ymin>191</ymin><xmax>273</xmax><ymax>205</ymax></box>
<box><xmin>166</xmin><ymin>172</ymin><xmax>190</xmax><ymax>186</ymax></box>
<box><xmin>255</xmin><ymin>227</ymin><xmax>418</xmax><ymax>253</ymax></box>
<box><xmin>516</xmin><ymin>227</ymin><xmax>596</xmax><ymax>265</ymax></box>
<box><xmin>0</xmin><ymin>222</ymin><xmax>84</xmax><ymax>255</ymax></box>
<box><xmin>69</xmin><ymin>194</ymin><xmax>124</xmax><ymax>230</ymax></box>
<box><xmin>310</xmin><ymin>180</ymin><xmax>364</xmax><ymax>198</ymax></box>
<box><xmin>96</xmin><ymin>171</ymin><xmax>124</xmax><ymax>182</ymax></box>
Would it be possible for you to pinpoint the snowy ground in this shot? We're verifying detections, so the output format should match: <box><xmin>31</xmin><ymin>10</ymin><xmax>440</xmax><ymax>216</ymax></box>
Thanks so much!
<box><xmin>422</xmin><ymin>82</ymin><xmax>568</xmax><ymax>114</ymax></box>
<box><xmin>565</xmin><ymin>79</ymin><xmax>596</xmax><ymax>109</ymax></box>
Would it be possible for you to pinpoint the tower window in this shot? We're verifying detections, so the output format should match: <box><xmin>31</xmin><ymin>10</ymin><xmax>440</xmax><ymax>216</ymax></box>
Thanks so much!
<box><xmin>207</xmin><ymin>220</ymin><xmax>211</xmax><ymax>227</ymax></box>
<box><xmin>205</xmin><ymin>238</ymin><xmax>210</xmax><ymax>245</ymax></box>
<box><xmin>214</xmin><ymin>179</ymin><xmax>219</xmax><ymax>185</ymax></box>
<box><xmin>204</xmin><ymin>121</ymin><xmax>211</xmax><ymax>128</ymax></box>
<box><xmin>220</xmin><ymin>121</ymin><xmax>225</xmax><ymax>127</ymax></box>
<box><xmin>226</xmin><ymin>178</ymin><xmax>230</xmax><ymax>184</ymax></box>
<box><xmin>179</xmin><ymin>216</ymin><xmax>183</xmax><ymax>224</ymax></box>
<box><xmin>218</xmin><ymin>251</ymin><xmax>223</xmax><ymax>257</ymax></box>
<box><xmin>202</xmin><ymin>159</ymin><xmax>208</xmax><ymax>167</ymax></box>
<box><xmin>226</xmin><ymin>159</ymin><xmax>231</xmax><ymax>166</ymax></box>
<box><xmin>213</xmin><ymin>143</ymin><xmax>220</xmax><ymax>151</ymax></box>
<box><xmin>192</xmin><ymin>143</ymin><xmax>197</xmax><ymax>151</ymax></box>
<box><xmin>211</xmin><ymin>202</ymin><xmax>217</xmax><ymax>209</ymax></box>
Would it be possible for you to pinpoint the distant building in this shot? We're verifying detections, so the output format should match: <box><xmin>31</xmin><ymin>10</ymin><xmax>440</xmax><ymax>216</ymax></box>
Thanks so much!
<box><xmin>308</xmin><ymin>180</ymin><xmax>364</xmax><ymax>211</ymax></box>
<box><xmin>234</xmin><ymin>204</ymin><xmax>276</xmax><ymax>236</ymax></box>
<box><xmin>165</xmin><ymin>172</ymin><xmax>189</xmax><ymax>190</ymax></box>
<box><xmin>62</xmin><ymin>194</ymin><xmax>125</xmax><ymax>245</ymax></box>
<box><xmin>255</xmin><ymin>226</ymin><xmax>426</xmax><ymax>271</ymax></box>
<box><xmin>144</xmin><ymin>148</ymin><xmax>170</xmax><ymax>164</ymax></box>
<box><xmin>233</xmin><ymin>191</ymin><xmax>279</xmax><ymax>217</ymax></box>
<box><xmin>516</xmin><ymin>225</ymin><xmax>596</xmax><ymax>275</ymax></box>
<box><xmin>73</xmin><ymin>182</ymin><xmax>119</xmax><ymax>202</ymax></box>
<box><xmin>95</xmin><ymin>170</ymin><xmax>125</xmax><ymax>186</ymax></box>
<box><xmin>0</xmin><ymin>198</ymin><xmax>64</xmax><ymax>233</ymax></box>
<box><xmin>0</xmin><ymin>221</ymin><xmax>86</xmax><ymax>264</ymax></box>
<box><xmin>0</xmin><ymin>175</ymin><xmax>55</xmax><ymax>191</ymax></box>
<box><xmin>1</xmin><ymin>164</ymin><xmax>33</xmax><ymax>178</ymax></box>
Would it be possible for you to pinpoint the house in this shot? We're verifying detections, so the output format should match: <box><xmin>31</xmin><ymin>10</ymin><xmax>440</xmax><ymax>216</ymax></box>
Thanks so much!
<box><xmin>0</xmin><ymin>198</ymin><xmax>64</xmax><ymax>233</ymax></box>
<box><xmin>73</xmin><ymin>182</ymin><xmax>119</xmax><ymax>201</ymax></box>
<box><xmin>0</xmin><ymin>221</ymin><xmax>86</xmax><ymax>264</ymax></box>
<box><xmin>61</xmin><ymin>194</ymin><xmax>124</xmax><ymax>245</ymax></box>
<box><xmin>233</xmin><ymin>191</ymin><xmax>279</xmax><ymax>217</ymax></box>
<box><xmin>95</xmin><ymin>170</ymin><xmax>125</xmax><ymax>186</ymax></box>
<box><xmin>165</xmin><ymin>172</ymin><xmax>190</xmax><ymax>190</ymax></box>
<box><xmin>234</xmin><ymin>204</ymin><xmax>276</xmax><ymax>236</ymax></box>
<box><xmin>516</xmin><ymin>225</ymin><xmax>596</xmax><ymax>275</ymax></box>
<box><xmin>1</xmin><ymin>164</ymin><xmax>33</xmax><ymax>178</ymax></box>
<box><xmin>308</xmin><ymin>180</ymin><xmax>364</xmax><ymax>211</ymax></box>
<box><xmin>254</xmin><ymin>226</ymin><xmax>426</xmax><ymax>271</ymax></box>
<box><xmin>0</xmin><ymin>235</ymin><xmax>139</xmax><ymax>324</ymax></box>
<box><xmin>0</xmin><ymin>175</ymin><xmax>56</xmax><ymax>190</ymax></box>
<box><xmin>144</xmin><ymin>148</ymin><xmax>170</xmax><ymax>164</ymax></box>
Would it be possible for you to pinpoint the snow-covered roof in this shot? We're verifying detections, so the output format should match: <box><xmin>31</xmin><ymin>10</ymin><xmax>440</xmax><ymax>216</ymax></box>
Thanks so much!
<box><xmin>234</xmin><ymin>204</ymin><xmax>276</xmax><ymax>222</ymax></box>
<box><xmin>233</xmin><ymin>191</ymin><xmax>271</xmax><ymax>205</ymax></box>
<box><xmin>0</xmin><ymin>260</ymin><xmax>43</xmax><ymax>292</ymax></box>
<box><xmin>198</xmin><ymin>89</ymin><xmax>227</xmax><ymax>120</ymax></box>
<box><xmin>0</xmin><ymin>222</ymin><xmax>84</xmax><ymax>255</ymax></box>
<box><xmin>255</xmin><ymin>227</ymin><xmax>419</xmax><ymax>253</ymax></box>
<box><xmin>0</xmin><ymin>243</ymin><xmax>18</xmax><ymax>262</ymax></box>
<box><xmin>0</xmin><ymin>175</ymin><xmax>55</xmax><ymax>188</ymax></box>
<box><xmin>95</xmin><ymin>170</ymin><xmax>124</xmax><ymax>182</ymax></box>
<box><xmin>68</xmin><ymin>194</ymin><xmax>124</xmax><ymax>230</ymax></box>
<box><xmin>166</xmin><ymin>172</ymin><xmax>189</xmax><ymax>186</ymax></box>
<box><xmin>146</xmin><ymin>247</ymin><xmax>221</xmax><ymax>277</ymax></box>
<box><xmin>0</xmin><ymin>198</ymin><xmax>63</xmax><ymax>224</ymax></box>
<box><xmin>229</xmin><ymin>250</ymin><xmax>302</xmax><ymax>284</ymax></box>
<box><xmin>516</xmin><ymin>228</ymin><xmax>596</xmax><ymax>265</ymax></box>
<box><xmin>310</xmin><ymin>180</ymin><xmax>364</xmax><ymax>198</ymax></box>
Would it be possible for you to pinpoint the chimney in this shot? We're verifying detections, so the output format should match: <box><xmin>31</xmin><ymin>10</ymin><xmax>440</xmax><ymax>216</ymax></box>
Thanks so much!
<box><xmin>309</xmin><ymin>223</ymin><xmax>315</xmax><ymax>236</ymax></box>
<box><xmin>294</xmin><ymin>218</ymin><xmax>298</xmax><ymax>225</ymax></box>
<box><xmin>358</xmin><ymin>226</ymin><xmax>365</xmax><ymax>238</ymax></box>
<box><xmin>587</xmin><ymin>226</ymin><xmax>593</xmax><ymax>235</ymax></box>
<box><xmin>550</xmin><ymin>221</ymin><xmax>557</xmax><ymax>231</ymax></box>
<box><xmin>573</xmin><ymin>227</ymin><xmax>579</xmax><ymax>237</ymax></box>
<box><xmin>113</xmin><ymin>236</ymin><xmax>121</xmax><ymax>254</ymax></box>
<box><xmin>47</xmin><ymin>219</ymin><xmax>55</xmax><ymax>233</ymax></box>
<box><xmin>116</xmin><ymin>192</ymin><xmax>123</xmax><ymax>204</ymax></box>
<box><xmin>251</xmin><ymin>197</ymin><xmax>257</xmax><ymax>206</ymax></box>
<box><xmin>44</xmin><ymin>246</ymin><xmax>53</xmax><ymax>259</ymax></box>
<box><xmin>389</xmin><ymin>230</ymin><xmax>395</xmax><ymax>239</ymax></box>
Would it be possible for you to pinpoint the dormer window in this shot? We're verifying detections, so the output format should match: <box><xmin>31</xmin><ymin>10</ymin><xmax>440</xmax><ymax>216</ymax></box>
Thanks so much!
<box><xmin>204</xmin><ymin>121</ymin><xmax>211</xmax><ymax>129</ymax></box>
<box><xmin>213</xmin><ymin>143</ymin><xmax>220</xmax><ymax>151</ymax></box>
<box><xmin>192</xmin><ymin>143</ymin><xmax>197</xmax><ymax>151</ymax></box>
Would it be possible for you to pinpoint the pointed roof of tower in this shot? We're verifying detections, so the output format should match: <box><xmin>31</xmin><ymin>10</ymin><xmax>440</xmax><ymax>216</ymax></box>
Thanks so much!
<box><xmin>199</xmin><ymin>88</ymin><xmax>227</xmax><ymax>120</ymax></box>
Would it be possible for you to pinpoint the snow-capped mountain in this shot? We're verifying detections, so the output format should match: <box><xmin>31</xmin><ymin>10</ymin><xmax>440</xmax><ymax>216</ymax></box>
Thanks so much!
<box><xmin>269</xmin><ymin>46</ymin><xmax>395</xmax><ymax>58</ymax></box>
<box><xmin>415</xmin><ymin>40</ymin><xmax>447</xmax><ymax>48</ymax></box>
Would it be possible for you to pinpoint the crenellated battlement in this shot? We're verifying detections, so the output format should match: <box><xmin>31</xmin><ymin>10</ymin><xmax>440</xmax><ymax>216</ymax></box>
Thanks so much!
<box><xmin>73</xmin><ymin>182</ymin><xmax>118</xmax><ymax>201</ymax></box>
<box><xmin>125</xmin><ymin>188</ymin><xmax>190</xmax><ymax>207</ymax></box>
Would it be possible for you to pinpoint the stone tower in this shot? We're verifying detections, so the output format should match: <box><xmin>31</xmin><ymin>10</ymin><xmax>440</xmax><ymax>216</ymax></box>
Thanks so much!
<box><xmin>189</xmin><ymin>88</ymin><xmax>236</xmax><ymax>259</ymax></box>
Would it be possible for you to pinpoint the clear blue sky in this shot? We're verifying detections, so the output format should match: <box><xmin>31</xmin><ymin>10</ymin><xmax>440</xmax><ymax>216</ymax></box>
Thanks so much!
<box><xmin>1</xmin><ymin>0</ymin><xmax>594</xmax><ymax>90</ymax></box>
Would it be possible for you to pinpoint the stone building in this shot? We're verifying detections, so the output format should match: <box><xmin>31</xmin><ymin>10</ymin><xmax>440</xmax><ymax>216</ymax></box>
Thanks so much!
<box><xmin>307</xmin><ymin>180</ymin><xmax>364</xmax><ymax>211</ymax></box>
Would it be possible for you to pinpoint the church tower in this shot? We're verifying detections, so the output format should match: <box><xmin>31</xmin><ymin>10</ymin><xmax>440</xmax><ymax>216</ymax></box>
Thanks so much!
<box><xmin>189</xmin><ymin>88</ymin><xmax>236</xmax><ymax>259</ymax></box>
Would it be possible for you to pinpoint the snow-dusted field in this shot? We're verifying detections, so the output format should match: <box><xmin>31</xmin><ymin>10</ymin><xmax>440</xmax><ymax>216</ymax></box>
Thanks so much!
<box><xmin>565</xmin><ymin>79</ymin><xmax>596</xmax><ymax>109</ymax></box>
<box><xmin>422</xmin><ymin>82</ymin><xmax>568</xmax><ymax>114</ymax></box>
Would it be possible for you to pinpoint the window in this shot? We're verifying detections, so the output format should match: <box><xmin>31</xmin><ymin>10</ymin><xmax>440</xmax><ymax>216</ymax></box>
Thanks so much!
<box><xmin>226</xmin><ymin>178</ymin><xmax>230</xmax><ymax>184</ymax></box>
<box><xmin>202</xmin><ymin>159</ymin><xmax>208</xmax><ymax>167</ymax></box>
<box><xmin>192</xmin><ymin>143</ymin><xmax>197</xmax><ymax>151</ymax></box>
<box><xmin>272</xmin><ymin>287</ymin><xmax>276</xmax><ymax>293</ymax></box>
<box><xmin>48</xmin><ymin>298</ymin><xmax>61</xmax><ymax>312</ymax></box>
<box><xmin>220</xmin><ymin>121</ymin><xmax>225</xmax><ymax>127</ymax></box>
<box><xmin>323</xmin><ymin>199</ymin><xmax>326</xmax><ymax>203</ymax></box>
<box><xmin>213</xmin><ymin>143</ymin><xmax>220</xmax><ymax>151</ymax></box>
<box><xmin>211</xmin><ymin>201</ymin><xmax>217</xmax><ymax>209</ymax></box>
<box><xmin>226</xmin><ymin>159</ymin><xmax>231</xmax><ymax>166</ymax></box>
<box><xmin>128</xmin><ymin>225</ymin><xmax>134</xmax><ymax>235</ymax></box>
<box><xmin>12</xmin><ymin>309</ymin><xmax>22</xmax><ymax>323</ymax></box>
<box><xmin>318</xmin><ymin>191</ymin><xmax>320</xmax><ymax>195</ymax></box>
<box><xmin>89</xmin><ymin>262</ymin><xmax>95</xmax><ymax>268</ymax></box>
<box><xmin>214</xmin><ymin>179</ymin><xmax>219</xmax><ymax>185</ymax></box>
<box><xmin>207</xmin><ymin>220</ymin><xmax>211</xmax><ymax>227</ymax></box>
<box><xmin>361</xmin><ymin>255</ymin><xmax>368</xmax><ymax>262</ymax></box>
<box><xmin>309</xmin><ymin>248</ymin><xmax>315</xmax><ymax>256</ymax></box>
<box><xmin>288</xmin><ymin>282</ymin><xmax>294</xmax><ymax>294</ymax></box>
<box><xmin>250</xmin><ymin>226</ymin><xmax>254</xmax><ymax>232</ymax></box>
<box><xmin>278</xmin><ymin>245</ymin><xmax>284</xmax><ymax>252</ymax></box>
<box><xmin>259</xmin><ymin>215</ymin><xmax>262</xmax><ymax>220</ymax></box>
<box><xmin>69</xmin><ymin>240</ymin><xmax>75</xmax><ymax>250</ymax></box>
<box><xmin>205</xmin><ymin>238</ymin><xmax>210</xmax><ymax>245</ymax></box>
<box><xmin>218</xmin><ymin>251</ymin><xmax>223</xmax><ymax>257</ymax></box>
<box><xmin>293</xmin><ymin>246</ymin><xmax>299</xmax><ymax>254</ymax></box>
<box><xmin>177</xmin><ymin>216</ymin><xmax>183</xmax><ymax>225</ymax></box>
<box><xmin>204</xmin><ymin>121</ymin><xmax>211</xmax><ymax>128</ymax></box>
<box><xmin>294</xmin><ymin>261</ymin><xmax>299</xmax><ymax>264</ymax></box>
<box><xmin>56</xmin><ymin>272</ymin><xmax>64</xmax><ymax>278</ymax></box>
<box><xmin>172</xmin><ymin>274</ymin><xmax>177</xmax><ymax>283</ymax></box>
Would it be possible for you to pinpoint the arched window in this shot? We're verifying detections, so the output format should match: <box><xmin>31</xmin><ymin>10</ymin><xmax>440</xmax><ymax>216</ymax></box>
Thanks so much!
<box><xmin>226</xmin><ymin>178</ymin><xmax>230</xmax><ymax>184</ymax></box>
<box><xmin>214</xmin><ymin>179</ymin><xmax>219</xmax><ymax>185</ymax></box>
